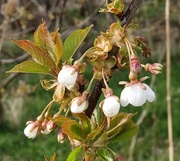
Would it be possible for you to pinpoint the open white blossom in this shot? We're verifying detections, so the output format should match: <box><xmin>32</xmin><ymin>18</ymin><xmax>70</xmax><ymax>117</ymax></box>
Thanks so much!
<box><xmin>120</xmin><ymin>83</ymin><xmax>155</xmax><ymax>107</ymax></box>
<box><xmin>102</xmin><ymin>96</ymin><xmax>120</xmax><ymax>117</ymax></box>
<box><xmin>71</xmin><ymin>97</ymin><xmax>88</xmax><ymax>113</ymax></box>
<box><xmin>58</xmin><ymin>65</ymin><xmax>78</xmax><ymax>90</ymax></box>
<box><xmin>24</xmin><ymin>121</ymin><xmax>40</xmax><ymax>139</ymax></box>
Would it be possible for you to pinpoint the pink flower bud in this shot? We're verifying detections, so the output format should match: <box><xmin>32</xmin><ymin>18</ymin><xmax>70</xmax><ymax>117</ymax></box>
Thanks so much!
<box><xmin>130</xmin><ymin>55</ymin><xmax>142</xmax><ymax>74</ymax></box>
<box><xmin>144</xmin><ymin>63</ymin><xmax>163</xmax><ymax>74</ymax></box>
<box><xmin>57</xmin><ymin>128</ymin><xmax>66</xmax><ymax>143</ymax></box>
<box><xmin>41</xmin><ymin>120</ymin><xmax>56</xmax><ymax>135</ymax></box>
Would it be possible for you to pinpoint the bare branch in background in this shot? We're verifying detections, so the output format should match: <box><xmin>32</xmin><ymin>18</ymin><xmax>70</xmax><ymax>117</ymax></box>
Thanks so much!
<box><xmin>0</xmin><ymin>53</ymin><xmax>29</xmax><ymax>64</ymax></box>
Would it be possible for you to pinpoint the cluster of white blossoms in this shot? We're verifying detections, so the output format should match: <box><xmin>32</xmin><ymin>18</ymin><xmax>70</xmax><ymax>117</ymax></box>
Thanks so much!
<box><xmin>56</xmin><ymin>66</ymin><xmax>156</xmax><ymax>117</ymax></box>
<box><xmin>24</xmin><ymin>64</ymin><xmax>158</xmax><ymax>139</ymax></box>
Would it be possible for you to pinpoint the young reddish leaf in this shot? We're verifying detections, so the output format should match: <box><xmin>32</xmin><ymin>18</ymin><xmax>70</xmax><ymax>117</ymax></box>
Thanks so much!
<box><xmin>34</xmin><ymin>21</ymin><xmax>48</xmax><ymax>50</ymax></box>
<box><xmin>66</xmin><ymin>146</ymin><xmax>85</xmax><ymax>161</ymax></box>
<box><xmin>7</xmin><ymin>61</ymin><xmax>50</xmax><ymax>74</ymax></box>
<box><xmin>53</xmin><ymin>115</ymin><xmax>72</xmax><ymax>127</ymax></box>
<box><xmin>62</xmin><ymin>120</ymin><xmax>84</xmax><ymax>141</ymax></box>
<box><xmin>34</xmin><ymin>22</ymin><xmax>63</xmax><ymax>66</ymax></box>
<box><xmin>11</xmin><ymin>39</ymin><xmax>55</xmax><ymax>69</ymax></box>
<box><xmin>62</xmin><ymin>25</ymin><xmax>93</xmax><ymax>62</ymax></box>
<box><xmin>51</xmin><ymin>30</ymin><xmax>63</xmax><ymax>66</ymax></box>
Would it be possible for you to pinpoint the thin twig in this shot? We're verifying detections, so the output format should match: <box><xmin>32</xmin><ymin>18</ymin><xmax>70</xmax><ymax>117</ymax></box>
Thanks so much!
<box><xmin>165</xmin><ymin>0</ymin><xmax>174</xmax><ymax>160</ymax></box>
<box><xmin>60</xmin><ymin>0</ymin><xmax>105</xmax><ymax>39</ymax></box>
<box><xmin>0</xmin><ymin>17</ymin><xmax>9</xmax><ymax>55</ymax></box>
<box><xmin>0</xmin><ymin>53</ymin><xmax>29</xmax><ymax>64</ymax></box>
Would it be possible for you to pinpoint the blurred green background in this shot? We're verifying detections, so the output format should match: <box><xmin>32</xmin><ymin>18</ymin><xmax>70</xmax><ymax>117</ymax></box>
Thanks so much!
<box><xmin>0</xmin><ymin>0</ymin><xmax>180</xmax><ymax>160</ymax></box>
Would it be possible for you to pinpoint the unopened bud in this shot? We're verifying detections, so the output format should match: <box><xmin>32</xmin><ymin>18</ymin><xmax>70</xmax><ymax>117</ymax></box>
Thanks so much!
<box><xmin>106</xmin><ymin>0</ymin><xmax>124</xmax><ymax>16</ymax></box>
<box><xmin>144</xmin><ymin>63</ymin><xmax>163</xmax><ymax>74</ymax></box>
<box><xmin>130</xmin><ymin>54</ymin><xmax>142</xmax><ymax>74</ymax></box>
<box><xmin>57</xmin><ymin>128</ymin><xmax>66</xmax><ymax>143</ymax></box>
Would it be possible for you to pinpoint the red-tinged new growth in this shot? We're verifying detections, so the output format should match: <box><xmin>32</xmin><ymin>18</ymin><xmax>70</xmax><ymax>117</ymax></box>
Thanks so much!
<box><xmin>143</xmin><ymin>63</ymin><xmax>163</xmax><ymax>74</ymax></box>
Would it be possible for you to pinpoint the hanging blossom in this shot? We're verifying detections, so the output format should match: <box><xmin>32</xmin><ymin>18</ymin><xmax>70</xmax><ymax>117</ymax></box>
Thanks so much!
<box><xmin>101</xmin><ymin>95</ymin><xmax>120</xmax><ymax>117</ymax></box>
<box><xmin>58</xmin><ymin>65</ymin><xmax>78</xmax><ymax>90</ymax></box>
<box><xmin>41</xmin><ymin>119</ymin><xmax>57</xmax><ymax>135</ymax></box>
<box><xmin>120</xmin><ymin>82</ymin><xmax>155</xmax><ymax>107</ymax></box>
<box><xmin>24</xmin><ymin>121</ymin><xmax>41</xmax><ymax>139</ymax></box>
<box><xmin>119</xmin><ymin>52</ymin><xmax>158</xmax><ymax>107</ymax></box>
<box><xmin>57</xmin><ymin>128</ymin><xmax>66</xmax><ymax>143</ymax></box>
<box><xmin>70</xmin><ymin>96</ymin><xmax>88</xmax><ymax>113</ymax></box>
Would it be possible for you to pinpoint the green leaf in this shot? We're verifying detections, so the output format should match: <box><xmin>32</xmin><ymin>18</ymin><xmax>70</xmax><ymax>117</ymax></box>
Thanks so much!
<box><xmin>11</xmin><ymin>39</ymin><xmax>55</xmax><ymax>69</ymax></box>
<box><xmin>107</xmin><ymin>112</ymin><xmax>136</xmax><ymax>138</ymax></box>
<box><xmin>108</xmin><ymin>125</ymin><xmax>138</xmax><ymax>143</ymax></box>
<box><xmin>107</xmin><ymin>112</ymin><xmax>138</xmax><ymax>143</ymax></box>
<box><xmin>96</xmin><ymin>148</ymin><xmax>114</xmax><ymax>161</ymax></box>
<box><xmin>72</xmin><ymin>113</ymin><xmax>91</xmax><ymax>137</ymax></box>
<box><xmin>53</xmin><ymin>115</ymin><xmax>72</xmax><ymax>127</ymax></box>
<box><xmin>66</xmin><ymin>146</ymin><xmax>85</xmax><ymax>161</ymax></box>
<box><xmin>62</xmin><ymin>120</ymin><xmax>84</xmax><ymax>141</ymax></box>
<box><xmin>62</xmin><ymin>25</ymin><xmax>93</xmax><ymax>62</ymax></box>
<box><xmin>85</xmin><ymin>112</ymin><xmax>107</xmax><ymax>144</ymax></box>
<box><xmin>7</xmin><ymin>61</ymin><xmax>50</xmax><ymax>74</ymax></box>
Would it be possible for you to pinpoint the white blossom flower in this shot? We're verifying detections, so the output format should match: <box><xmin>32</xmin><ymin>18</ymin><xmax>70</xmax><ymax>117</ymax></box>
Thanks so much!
<box><xmin>71</xmin><ymin>97</ymin><xmax>88</xmax><ymax>113</ymax></box>
<box><xmin>58</xmin><ymin>65</ymin><xmax>78</xmax><ymax>90</ymax></box>
<box><xmin>120</xmin><ymin>83</ymin><xmax>155</xmax><ymax>107</ymax></box>
<box><xmin>102</xmin><ymin>96</ymin><xmax>120</xmax><ymax>117</ymax></box>
<box><xmin>24</xmin><ymin>121</ymin><xmax>40</xmax><ymax>139</ymax></box>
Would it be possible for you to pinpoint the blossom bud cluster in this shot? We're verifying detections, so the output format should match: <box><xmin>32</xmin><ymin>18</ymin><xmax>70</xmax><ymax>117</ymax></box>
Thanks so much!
<box><xmin>24</xmin><ymin>119</ymin><xmax>57</xmax><ymax>139</ymax></box>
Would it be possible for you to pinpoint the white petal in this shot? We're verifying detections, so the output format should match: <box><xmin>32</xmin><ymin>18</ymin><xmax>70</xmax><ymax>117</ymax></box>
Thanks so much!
<box><xmin>41</xmin><ymin>128</ymin><xmax>50</xmax><ymax>135</ymax></box>
<box><xmin>58</xmin><ymin>66</ymin><xmax>78</xmax><ymax>90</ymax></box>
<box><xmin>143</xmin><ymin>83</ymin><xmax>155</xmax><ymax>102</ymax></box>
<box><xmin>128</xmin><ymin>84</ymin><xmax>146</xmax><ymax>106</ymax></box>
<box><xmin>24</xmin><ymin>124</ymin><xmax>38</xmax><ymax>139</ymax></box>
<box><xmin>120</xmin><ymin>87</ymin><xmax>130</xmax><ymax>107</ymax></box>
<box><xmin>102</xmin><ymin>96</ymin><xmax>120</xmax><ymax>117</ymax></box>
<box><xmin>71</xmin><ymin>99</ymin><xmax>88</xmax><ymax>113</ymax></box>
